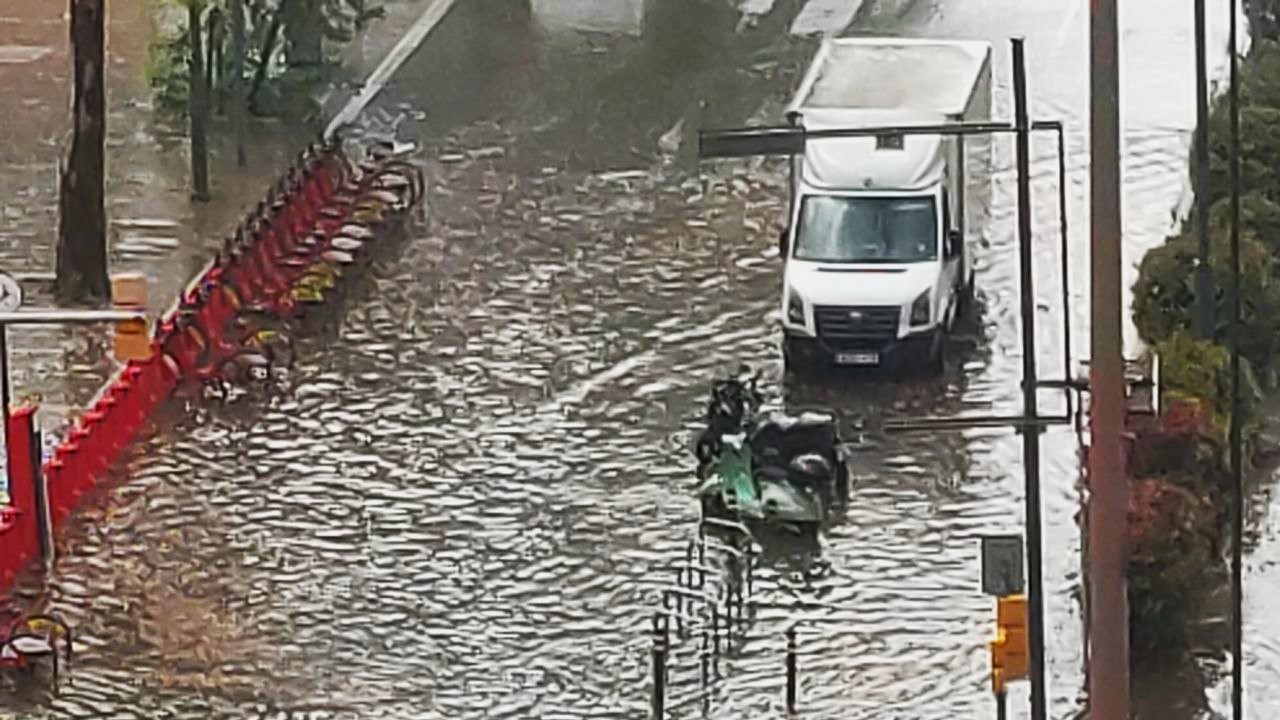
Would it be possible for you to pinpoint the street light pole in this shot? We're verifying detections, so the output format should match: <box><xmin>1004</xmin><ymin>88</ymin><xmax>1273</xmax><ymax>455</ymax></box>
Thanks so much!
<box><xmin>1089</xmin><ymin>0</ymin><xmax>1131</xmax><ymax>716</ymax></box>
<box><xmin>1194</xmin><ymin>0</ymin><xmax>1214</xmax><ymax>339</ymax></box>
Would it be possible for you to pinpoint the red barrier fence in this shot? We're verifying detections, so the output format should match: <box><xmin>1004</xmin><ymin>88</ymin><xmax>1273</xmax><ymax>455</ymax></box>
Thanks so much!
<box><xmin>0</xmin><ymin>408</ymin><xmax>39</xmax><ymax>592</ymax></box>
<box><xmin>0</xmin><ymin>138</ymin><xmax>423</xmax><ymax>600</ymax></box>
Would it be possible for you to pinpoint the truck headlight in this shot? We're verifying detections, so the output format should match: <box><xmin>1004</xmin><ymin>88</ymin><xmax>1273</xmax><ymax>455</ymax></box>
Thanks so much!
<box><xmin>787</xmin><ymin>290</ymin><xmax>805</xmax><ymax>325</ymax></box>
<box><xmin>910</xmin><ymin>290</ymin><xmax>931</xmax><ymax>326</ymax></box>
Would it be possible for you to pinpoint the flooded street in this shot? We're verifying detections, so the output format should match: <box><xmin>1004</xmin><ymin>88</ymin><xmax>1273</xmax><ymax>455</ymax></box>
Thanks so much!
<box><xmin>0</xmin><ymin>0</ymin><xmax>1251</xmax><ymax>718</ymax></box>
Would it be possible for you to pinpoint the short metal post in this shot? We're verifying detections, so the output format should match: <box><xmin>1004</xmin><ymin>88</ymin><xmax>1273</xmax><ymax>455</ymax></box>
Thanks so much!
<box><xmin>0</xmin><ymin>324</ymin><xmax>10</xmax><ymax>492</ymax></box>
<box><xmin>698</xmin><ymin>532</ymin><xmax>706</xmax><ymax>566</ymax></box>
<box><xmin>673</xmin><ymin>569</ymin><xmax>684</xmax><ymax>637</ymax></box>
<box><xmin>32</xmin><ymin>426</ymin><xmax>53</xmax><ymax>569</ymax></box>
<box><xmin>996</xmin><ymin>690</ymin><xmax>1008</xmax><ymax>720</ymax></box>
<box><xmin>745</xmin><ymin>544</ymin><xmax>755</xmax><ymax>597</ymax></box>
<box><xmin>652</xmin><ymin>613</ymin><xmax>667</xmax><ymax>720</ymax></box>
<box><xmin>785</xmin><ymin>625</ymin><xmax>798</xmax><ymax>714</ymax></box>
<box><xmin>711</xmin><ymin>604</ymin><xmax>721</xmax><ymax>656</ymax></box>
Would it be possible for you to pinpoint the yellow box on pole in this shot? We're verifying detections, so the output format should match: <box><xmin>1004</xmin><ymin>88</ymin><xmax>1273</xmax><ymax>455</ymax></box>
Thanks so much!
<box><xmin>990</xmin><ymin>594</ymin><xmax>1029</xmax><ymax>682</ymax></box>
<box><xmin>110</xmin><ymin>273</ymin><xmax>151</xmax><ymax>362</ymax></box>
<box><xmin>113</xmin><ymin>317</ymin><xmax>150</xmax><ymax>362</ymax></box>
<box><xmin>111</xmin><ymin>272</ymin><xmax>148</xmax><ymax>308</ymax></box>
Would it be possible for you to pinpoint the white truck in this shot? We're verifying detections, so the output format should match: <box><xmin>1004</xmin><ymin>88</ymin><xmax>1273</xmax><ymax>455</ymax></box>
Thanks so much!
<box><xmin>779</xmin><ymin>38</ymin><xmax>993</xmax><ymax>374</ymax></box>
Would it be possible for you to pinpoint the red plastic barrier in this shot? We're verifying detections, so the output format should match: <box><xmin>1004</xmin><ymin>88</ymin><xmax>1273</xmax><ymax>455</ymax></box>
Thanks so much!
<box><xmin>3</xmin><ymin>140</ymin><xmax>412</xmax><ymax>598</ymax></box>
<box><xmin>1</xmin><ymin>408</ymin><xmax>40</xmax><ymax>593</ymax></box>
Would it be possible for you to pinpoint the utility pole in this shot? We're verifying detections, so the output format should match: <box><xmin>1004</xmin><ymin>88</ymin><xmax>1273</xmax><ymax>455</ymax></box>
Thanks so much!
<box><xmin>55</xmin><ymin>0</ymin><xmax>110</xmax><ymax>305</ymax></box>
<box><xmin>1194</xmin><ymin>0</ymin><xmax>1213</xmax><ymax>339</ymax></box>
<box><xmin>1089</xmin><ymin>0</ymin><xmax>1131</xmax><ymax>716</ymax></box>
<box><xmin>1228</xmin><ymin>0</ymin><xmax>1244</xmax><ymax>715</ymax></box>
<box><xmin>1011</xmin><ymin>38</ymin><xmax>1047</xmax><ymax>720</ymax></box>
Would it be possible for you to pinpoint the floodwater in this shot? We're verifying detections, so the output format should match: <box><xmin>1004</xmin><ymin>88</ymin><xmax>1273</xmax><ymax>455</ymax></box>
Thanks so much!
<box><xmin>0</xmin><ymin>0</ymin><xmax>1251</xmax><ymax>718</ymax></box>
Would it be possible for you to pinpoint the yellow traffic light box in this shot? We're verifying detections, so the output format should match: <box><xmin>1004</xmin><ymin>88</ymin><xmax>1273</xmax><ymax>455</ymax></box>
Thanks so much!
<box><xmin>990</xmin><ymin>594</ymin><xmax>1029</xmax><ymax>686</ymax></box>
<box><xmin>111</xmin><ymin>273</ymin><xmax>151</xmax><ymax>362</ymax></box>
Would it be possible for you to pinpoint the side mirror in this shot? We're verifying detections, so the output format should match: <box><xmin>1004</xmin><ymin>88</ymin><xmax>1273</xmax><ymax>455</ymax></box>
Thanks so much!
<box><xmin>946</xmin><ymin>229</ymin><xmax>962</xmax><ymax>258</ymax></box>
<box><xmin>779</xmin><ymin>228</ymin><xmax>790</xmax><ymax>259</ymax></box>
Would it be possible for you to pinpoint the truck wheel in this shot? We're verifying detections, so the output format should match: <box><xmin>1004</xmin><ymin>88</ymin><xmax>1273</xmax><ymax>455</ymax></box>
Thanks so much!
<box><xmin>783</xmin><ymin>339</ymin><xmax>809</xmax><ymax>375</ymax></box>
<box><xmin>926</xmin><ymin>333</ymin><xmax>947</xmax><ymax>375</ymax></box>
<box><xmin>958</xmin><ymin>273</ymin><xmax>976</xmax><ymax>316</ymax></box>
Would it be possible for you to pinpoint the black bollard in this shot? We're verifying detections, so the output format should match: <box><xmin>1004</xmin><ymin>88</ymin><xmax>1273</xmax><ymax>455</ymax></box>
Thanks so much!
<box><xmin>673</xmin><ymin>570</ymin><xmax>685</xmax><ymax>637</ymax></box>
<box><xmin>785</xmin><ymin>626</ymin><xmax>798</xmax><ymax>715</ymax></box>
<box><xmin>698</xmin><ymin>533</ymin><xmax>707</xmax><ymax>566</ymax></box>
<box><xmin>652</xmin><ymin>626</ymin><xmax>667</xmax><ymax>720</ymax></box>
<box><xmin>745</xmin><ymin>544</ymin><xmax>755</xmax><ymax>598</ymax></box>
<box><xmin>711</xmin><ymin>604</ymin><xmax>721</xmax><ymax>656</ymax></box>
<box><xmin>996</xmin><ymin>690</ymin><xmax>1008</xmax><ymax>720</ymax></box>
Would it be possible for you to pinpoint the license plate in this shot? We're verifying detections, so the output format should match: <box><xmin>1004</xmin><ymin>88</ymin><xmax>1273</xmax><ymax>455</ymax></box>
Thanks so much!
<box><xmin>835</xmin><ymin>352</ymin><xmax>879</xmax><ymax>366</ymax></box>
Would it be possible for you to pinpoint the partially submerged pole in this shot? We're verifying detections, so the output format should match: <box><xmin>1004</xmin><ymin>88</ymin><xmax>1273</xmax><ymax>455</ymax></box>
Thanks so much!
<box><xmin>785</xmin><ymin>625</ymin><xmax>798</xmax><ymax>714</ymax></box>
<box><xmin>652</xmin><ymin>613</ymin><xmax>667</xmax><ymax>719</ymax></box>
<box><xmin>1088</xmin><ymin>0</ymin><xmax>1132</xmax><ymax>715</ymax></box>
<box><xmin>1011</xmin><ymin>38</ymin><xmax>1047</xmax><ymax>720</ymax></box>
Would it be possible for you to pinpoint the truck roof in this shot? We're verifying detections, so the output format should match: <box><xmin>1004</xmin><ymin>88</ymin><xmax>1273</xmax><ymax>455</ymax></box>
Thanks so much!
<box><xmin>799</xmin><ymin>109</ymin><xmax>946</xmax><ymax>191</ymax></box>
<box><xmin>788</xmin><ymin>37</ymin><xmax>992</xmax><ymax>118</ymax></box>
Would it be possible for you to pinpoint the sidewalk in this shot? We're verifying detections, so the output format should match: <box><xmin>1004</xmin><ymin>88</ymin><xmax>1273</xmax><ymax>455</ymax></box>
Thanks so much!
<box><xmin>0</xmin><ymin>0</ymin><xmax>430</xmax><ymax>475</ymax></box>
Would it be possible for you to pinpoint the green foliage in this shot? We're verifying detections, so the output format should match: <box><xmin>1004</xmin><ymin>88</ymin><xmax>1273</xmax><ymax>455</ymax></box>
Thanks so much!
<box><xmin>147</xmin><ymin>24</ymin><xmax>192</xmax><ymax>119</ymax></box>
<box><xmin>1132</xmin><ymin>201</ymin><xmax>1280</xmax><ymax>381</ymax></box>
<box><xmin>145</xmin><ymin>0</ymin><xmax>384</xmax><ymax>122</ymax></box>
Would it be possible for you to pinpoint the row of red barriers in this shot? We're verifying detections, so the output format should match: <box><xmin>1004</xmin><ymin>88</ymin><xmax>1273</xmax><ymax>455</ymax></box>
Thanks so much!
<box><xmin>1</xmin><ymin>137</ymin><xmax>424</xmax><ymax>601</ymax></box>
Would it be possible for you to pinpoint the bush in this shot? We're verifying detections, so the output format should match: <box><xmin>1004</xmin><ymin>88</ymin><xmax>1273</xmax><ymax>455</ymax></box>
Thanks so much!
<box><xmin>1127</xmin><ymin>477</ymin><xmax>1219</xmax><ymax>662</ymax></box>
<box><xmin>1132</xmin><ymin>207</ymin><xmax>1280</xmax><ymax>380</ymax></box>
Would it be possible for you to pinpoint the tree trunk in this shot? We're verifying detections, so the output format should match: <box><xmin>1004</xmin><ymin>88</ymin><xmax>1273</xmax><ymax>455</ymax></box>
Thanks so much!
<box><xmin>284</xmin><ymin>0</ymin><xmax>323</xmax><ymax>67</ymax></box>
<box><xmin>205</xmin><ymin>8</ymin><xmax>222</xmax><ymax>115</ymax></box>
<box><xmin>56</xmin><ymin>0</ymin><xmax>110</xmax><ymax>306</ymax></box>
<box><xmin>248</xmin><ymin>12</ymin><xmax>283</xmax><ymax>114</ymax></box>
<box><xmin>188</xmin><ymin>1</ymin><xmax>211</xmax><ymax>202</ymax></box>
<box><xmin>231</xmin><ymin>0</ymin><xmax>247</xmax><ymax>166</ymax></box>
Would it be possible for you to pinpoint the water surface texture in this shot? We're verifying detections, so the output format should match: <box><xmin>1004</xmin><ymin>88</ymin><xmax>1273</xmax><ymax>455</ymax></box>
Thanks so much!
<box><xmin>1</xmin><ymin>0</ymin><xmax>1248</xmax><ymax>718</ymax></box>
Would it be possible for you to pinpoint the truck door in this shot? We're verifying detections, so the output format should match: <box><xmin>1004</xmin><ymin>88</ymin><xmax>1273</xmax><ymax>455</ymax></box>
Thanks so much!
<box><xmin>941</xmin><ymin>189</ymin><xmax>961</xmax><ymax>294</ymax></box>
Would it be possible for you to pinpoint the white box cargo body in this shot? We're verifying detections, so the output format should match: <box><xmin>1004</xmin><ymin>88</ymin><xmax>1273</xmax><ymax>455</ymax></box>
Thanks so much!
<box><xmin>779</xmin><ymin>38</ymin><xmax>993</xmax><ymax>374</ymax></box>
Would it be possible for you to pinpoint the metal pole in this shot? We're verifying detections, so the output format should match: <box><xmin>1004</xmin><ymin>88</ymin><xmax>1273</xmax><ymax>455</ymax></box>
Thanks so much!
<box><xmin>996</xmin><ymin>690</ymin><xmax>1008</xmax><ymax>720</ymax></box>
<box><xmin>1054</xmin><ymin>124</ymin><xmax>1075</xmax><ymax>426</ymax></box>
<box><xmin>0</xmin><ymin>325</ymin><xmax>9</xmax><ymax>493</ymax></box>
<box><xmin>1011</xmin><ymin>38</ymin><xmax>1047</xmax><ymax>720</ymax></box>
<box><xmin>652</xmin><ymin>613</ymin><xmax>667</xmax><ymax>720</ymax></box>
<box><xmin>1089</xmin><ymin>0</ymin><xmax>1132</xmax><ymax>714</ymax></box>
<box><xmin>785</xmin><ymin>625</ymin><xmax>797</xmax><ymax>714</ymax></box>
<box><xmin>1193</xmin><ymin>0</ymin><xmax>1214</xmax><ymax>339</ymax></box>
<box><xmin>1228</xmin><ymin>0</ymin><xmax>1244</xmax><ymax>715</ymax></box>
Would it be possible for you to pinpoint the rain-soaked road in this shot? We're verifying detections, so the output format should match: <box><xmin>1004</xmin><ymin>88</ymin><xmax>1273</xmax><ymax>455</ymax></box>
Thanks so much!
<box><xmin>1</xmin><ymin>0</ymin><xmax>1243</xmax><ymax>718</ymax></box>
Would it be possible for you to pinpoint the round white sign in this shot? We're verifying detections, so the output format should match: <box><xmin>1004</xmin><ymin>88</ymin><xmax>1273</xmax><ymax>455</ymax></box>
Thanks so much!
<box><xmin>0</xmin><ymin>273</ymin><xmax>22</xmax><ymax>313</ymax></box>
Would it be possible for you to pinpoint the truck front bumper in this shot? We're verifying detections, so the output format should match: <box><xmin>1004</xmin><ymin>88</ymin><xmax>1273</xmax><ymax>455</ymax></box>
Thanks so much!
<box><xmin>783</xmin><ymin>327</ymin><xmax>939</xmax><ymax>370</ymax></box>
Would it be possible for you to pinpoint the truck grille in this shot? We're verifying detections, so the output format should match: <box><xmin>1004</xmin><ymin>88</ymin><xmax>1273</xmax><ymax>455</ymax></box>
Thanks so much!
<box><xmin>814</xmin><ymin>305</ymin><xmax>899</xmax><ymax>349</ymax></box>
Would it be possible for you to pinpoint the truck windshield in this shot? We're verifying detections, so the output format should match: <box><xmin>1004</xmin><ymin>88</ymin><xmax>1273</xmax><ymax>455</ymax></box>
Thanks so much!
<box><xmin>793</xmin><ymin>195</ymin><xmax>938</xmax><ymax>263</ymax></box>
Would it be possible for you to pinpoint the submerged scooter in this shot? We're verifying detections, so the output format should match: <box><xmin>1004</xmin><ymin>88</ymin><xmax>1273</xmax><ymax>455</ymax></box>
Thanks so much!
<box><xmin>694</xmin><ymin>368</ymin><xmax>849</xmax><ymax>533</ymax></box>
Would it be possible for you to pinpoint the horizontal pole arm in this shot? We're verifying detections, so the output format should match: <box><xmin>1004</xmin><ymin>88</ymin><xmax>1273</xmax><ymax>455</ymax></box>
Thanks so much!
<box><xmin>0</xmin><ymin>309</ymin><xmax>146</xmax><ymax>326</ymax></box>
<box><xmin>883</xmin><ymin>414</ymin><xmax>1072</xmax><ymax>433</ymax></box>
<box><xmin>699</xmin><ymin>119</ymin><xmax>1066</xmax><ymax>159</ymax></box>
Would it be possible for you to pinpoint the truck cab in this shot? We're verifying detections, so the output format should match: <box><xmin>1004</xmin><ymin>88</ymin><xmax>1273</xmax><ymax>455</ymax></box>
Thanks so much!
<box><xmin>777</xmin><ymin>39</ymin><xmax>991</xmax><ymax>374</ymax></box>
